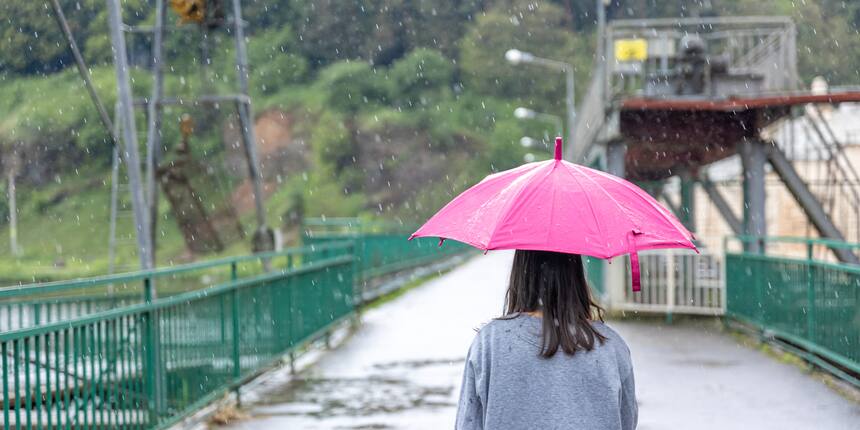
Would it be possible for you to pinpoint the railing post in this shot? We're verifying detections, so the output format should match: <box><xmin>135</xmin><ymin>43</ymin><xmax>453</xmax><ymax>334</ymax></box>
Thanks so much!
<box><xmin>754</xmin><ymin>254</ymin><xmax>765</xmax><ymax>332</ymax></box>
<box><xmin>806</xmin><ymin>241</ymin><xmax>816</xmax><ymax>343</ymax></box>
<box><xmin>230</xmin><ymin>262</ymin><xmax>242</xmax><ymax>406</ymax></box>
<box><xmin>143</xmin><ymin>275</ymin><xmax>163</xmax><ymax>425</ymax></box>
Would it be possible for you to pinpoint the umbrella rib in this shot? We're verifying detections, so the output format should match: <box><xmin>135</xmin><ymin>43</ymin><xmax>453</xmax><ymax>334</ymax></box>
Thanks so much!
<box><xmin>560</xmin><ymin>163</ymin><xmax>611</xmax><ymax>257</ymax></box>
<box><xmin>592</xmin><ymin>169</ymin><xmax>693</xmax><ymax>243</ymax></box>
<box><xmin>569</xmin><ymin>163</ymin><xmax>647</xmax><ymax>255</ymax></box>
<box><xmin>421</xmin><ymin>163</ymin><xmax>544</xmax><ymax>244</ymax></box>
<box><xmin>486</xmin><ymin>162</ymin><xmax>553</xmax><ymax>249</ymax></box>
<box><xmin>546</xmin><ymin>168</ymin><xmax>559</xmax><ymax>246</ymax></box>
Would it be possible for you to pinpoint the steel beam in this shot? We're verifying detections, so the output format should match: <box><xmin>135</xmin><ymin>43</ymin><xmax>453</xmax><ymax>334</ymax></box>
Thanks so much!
<box><xmin>605</xmin><ymin>139</ymin><xmax>628</xmax><ymax>301</ymax></box>
<box><xmin>606</xmin><ymin>140</ymin><xmax>626</xmax><ymax>177</ymax></box>
<box><xmin>145</xmin><ymin>0</ymin><xmax>167</xmax><ymax>263</ymax></box>
<box><xmin>50</xmin><ymin>0</ymin><xmax>118</xmax><ymax>147</ymax></box>
<box><xmin>699</xmin><ymin>175</ymin><xmax>743</xmax><ymax>236</ymax></box>
<box><xmin>739</xmin><ymin>138</ymin><xmax>767</xmax><ymax>253</ymax></box>
<box><xmin>231</xmin><ymin>0</ymin><xmax>270</xmax><ymax>248</ymax></box>
<box><xmin>661</xmin><ymin>194</ymin><xmax>682</xmax><ymax>221</ymax></box>
<box><xmin>679</xmin><ymin>169</ymin><xmax>696</xmax><ymax>232</ymax></box>
<box><xmin>766</xmin><ymin>143</ymin><xmax>859</xmax><ymax>264</ymax></box>
<box><xmin>106</xmin><ymin>0</ymin><xmax>152</xmax><ymax>271</ymax></box>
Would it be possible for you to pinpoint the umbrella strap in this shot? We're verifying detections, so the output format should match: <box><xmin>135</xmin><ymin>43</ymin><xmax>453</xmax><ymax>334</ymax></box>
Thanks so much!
<box><xmin>630</xmin><ymin>251</ymin><xmax>641</xmax><ymax>292</ymax></box>
<box><xmin>627</xmin><ymin>230</ymin><xmax>642</xmax><ymax>292</ymax></box>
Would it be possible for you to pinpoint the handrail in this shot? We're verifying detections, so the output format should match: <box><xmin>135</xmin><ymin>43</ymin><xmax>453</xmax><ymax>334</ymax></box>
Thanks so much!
<box><xmin>729</xmin><ymin>235</ymin><xmax>860</xmax><ymax>250</ymax></box>
<box><xmin>725</xmin><ymin>248</ymin><xmax>860</xmax><ymax>386</ymax></box>
<box><xmin>726</xmin><ymin>249</ymin><xmax>860</xmax><ymax>274</ymax></box>
<box><xmin>0</xmin><ymin>255</ymin><xmax>354</xmax><ymax>342</ymax></box>
<box><xmin>0</xmin><ymin>220</ymin><xmax>471</xmax><ymax>429</ymax></box>
<box><xmin>0</xmin><ymin>241</ymin><xmax>354</xmax><ymax>299</ymax></box>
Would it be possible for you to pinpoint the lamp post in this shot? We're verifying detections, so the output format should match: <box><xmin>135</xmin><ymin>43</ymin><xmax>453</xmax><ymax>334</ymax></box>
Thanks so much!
<box><xmin>506</xmin><ymin>49</ymin><xmax>575</xmax><ymax>156</ymax></box>
<box><xmin>520</xmin><ymin>136</ymin><xmax>538</xmax><ymax>148</ymax></box>
<box><xmin>514</xmin><ymin>107</ymin><xmax>563</xmax><ymax>139</ymax></box>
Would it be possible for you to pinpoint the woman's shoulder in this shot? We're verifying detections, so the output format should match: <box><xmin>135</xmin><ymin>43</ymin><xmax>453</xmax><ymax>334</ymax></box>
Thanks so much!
<box><xmin>467</xmin><ymin>314</ymin><xmax>535</xmax><ymax>348</ymax></box>
<box><xmin>591</xmin><ymin>321</ymin><xmax>633</xmax><ymax>363</ymax></box>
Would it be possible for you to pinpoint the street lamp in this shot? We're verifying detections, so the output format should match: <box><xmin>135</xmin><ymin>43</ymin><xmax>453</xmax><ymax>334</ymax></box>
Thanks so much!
<box><xmin>520</xmin><ymin>136</ymin><xmax>538</xmax><ymax>148</ymax></box>
<box><xmin>505</xmin><ymin>49</ymin><xmax>575</xmax><ymax>158</ymax></box>
<box><xmin>513</xmin><ymin>107</ymin><xmax>563</xmax><ymax>138</ymax></box>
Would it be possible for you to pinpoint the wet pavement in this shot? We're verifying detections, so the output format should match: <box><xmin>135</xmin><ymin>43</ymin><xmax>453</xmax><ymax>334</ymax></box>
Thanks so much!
<box><xmin>221</xmin><ymin>251</ymin><xmax>860</xmax><ymax>430</ymax></box>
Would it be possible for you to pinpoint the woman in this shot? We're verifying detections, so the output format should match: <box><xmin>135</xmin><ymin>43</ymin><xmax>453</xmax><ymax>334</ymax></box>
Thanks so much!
<box><xmin>455</xmin><ymin>250</ymin><xmax>637</xmax><ymax>430</ymax></box>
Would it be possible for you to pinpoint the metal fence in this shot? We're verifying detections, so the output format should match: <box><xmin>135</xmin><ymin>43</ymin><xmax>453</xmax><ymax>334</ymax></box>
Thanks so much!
<box><xmin>726</xmin><ymin>236</ymin><xmax>860</xmax><ymax>386</ymax></box>
<box><xmin>612</xmin><ymin>249</ymin><xmax>725</xmax><ymax>316</ymax></box>
<box><xmin>585</xmin><ymin>244</ymin><xmax>723</xmax><ymax>316</ymax></box>
<box><xmin>0</xmin><ymin>222</ymin><xmax>472</xmax><ymax>429</ymax></box>
<box><xmin>303</xmin><ymin>218</ymin><xmax>473</xmax><ymax>301</ymax></box>
<box><xmin>0</xmin><ymin>243</ymin><xmax>338</xmax><ymax>333</ymax></box>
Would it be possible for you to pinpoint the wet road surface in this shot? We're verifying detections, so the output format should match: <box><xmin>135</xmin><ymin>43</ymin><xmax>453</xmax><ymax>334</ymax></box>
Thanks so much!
<box><xmin>222</xmin><ymin>251</ymin><xmax>860</xmax><ymax>429</ymax></box>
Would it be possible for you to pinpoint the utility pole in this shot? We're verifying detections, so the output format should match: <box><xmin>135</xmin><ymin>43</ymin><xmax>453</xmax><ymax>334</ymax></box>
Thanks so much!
<box><xmin>106</xmin><ymin>0</ymin><xmax>153</xmax><ymax>272</ymax></box>
<box><xmin>145</xmin><ymin>0</ymin><xmax>167</xmax><ymax>264</ymax></box>
<box><xmin>231</xmin><ymin>0</ymin><xmax>274</xmax><ymax>259</ymax></box>
<box><xmin>596</xmin><ymin>0</ymin><xmax>607</xmax><ymax>63</ymax></box>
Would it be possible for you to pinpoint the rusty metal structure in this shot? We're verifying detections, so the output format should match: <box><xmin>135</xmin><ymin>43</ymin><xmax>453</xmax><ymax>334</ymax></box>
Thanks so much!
<box><xmin>571</xmin><ymin>16</ymin><xmax>860</xmax><ymax>263</ymax></box>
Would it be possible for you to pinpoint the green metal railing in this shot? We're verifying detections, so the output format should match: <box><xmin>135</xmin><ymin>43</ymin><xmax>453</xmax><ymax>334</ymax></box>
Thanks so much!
<box><xmin>303</xmin><ymin>218</ymin><xmax>473</xmax><ymax>300</ymax></box>
<box><xmin>0</xmin><ymin>220</ymin><xmax>474</xmax><ymax>429</ymax></box>
<box><xmin>0</xmin><ymin>243</ymin><xmax>339</xmax><ymax>332</ymax></box>
<box><xmin>0</xmin><ymin>242</ymin><xmax>356</xmax><ymax>429</ymax></box>
<box><xmin>726</xmin><ymin>236</ymin><xmax>860</xmax><ymax>385</ymax></box>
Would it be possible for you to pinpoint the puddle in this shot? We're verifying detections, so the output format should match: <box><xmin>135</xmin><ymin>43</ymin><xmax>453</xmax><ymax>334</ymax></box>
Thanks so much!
<box><xmin>250</xmin><ymin>359</ymin><xmax>459</xmax><ymax>421</ymax></box>
<box><xmin>671</xmin><ymin>358</ymin><xmax>740</xmax><ymax>368</ymax></box>
<box><xmin>372</xmin><ymin>357</ymin><xmax>464</xmax><ymax>370</ymax></box>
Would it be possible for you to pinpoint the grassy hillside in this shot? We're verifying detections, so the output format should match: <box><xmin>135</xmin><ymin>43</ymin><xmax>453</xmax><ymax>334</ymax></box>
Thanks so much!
<box><xmin>1</xmin><ymin>0</ymin><xmax>857</xmax><ymax>283</ymax></box>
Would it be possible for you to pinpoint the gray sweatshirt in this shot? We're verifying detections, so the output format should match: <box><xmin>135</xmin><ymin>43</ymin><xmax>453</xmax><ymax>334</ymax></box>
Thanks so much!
<box><xmin>455</xmin><ymin>314</ymin><xmax>637</xmax><ymax>430</ymax></box>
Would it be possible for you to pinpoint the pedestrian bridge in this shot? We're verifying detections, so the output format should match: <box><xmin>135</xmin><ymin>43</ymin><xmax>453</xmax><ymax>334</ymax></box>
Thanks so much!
<box><xmin>0</xmin><ymin>219</ymin><xmax>858</xmax><ymax>429</ymax></box>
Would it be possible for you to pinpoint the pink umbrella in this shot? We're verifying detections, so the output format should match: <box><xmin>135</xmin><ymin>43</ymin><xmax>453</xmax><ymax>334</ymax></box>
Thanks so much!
<box><xmin>410</xmin><ymin>137</ymin><xmax>696</xmax><ymax>291</ymax></box>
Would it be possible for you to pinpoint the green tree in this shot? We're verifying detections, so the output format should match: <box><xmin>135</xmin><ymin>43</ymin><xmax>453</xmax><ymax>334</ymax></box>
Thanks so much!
<box><xmin>389</xmin><ymin>48</ymin><xmax>453</xmax><ymax>108</ymax></box>
<box><xmin>458</xmin><ymin>0</ymin><xmax>591</xmax><ymax>114</ymax></box>
<box><xmin>0</xmin><ymin>1</ymin><xmax>77</xmax><ymax>74</ymax></box>
<box><xmin>317</xmin><ymin>60</ymin><xmax>390</xmax><ymax>114</ymax></box>
<box><xmin>295</xmin><ymin>0</ymin><xmax>380</xmax><ymax>67</ymax></box>
<box><xmin>248</xmin><ymin>26</ymin><xmax>309</xmax><ymax>95</ymax></box>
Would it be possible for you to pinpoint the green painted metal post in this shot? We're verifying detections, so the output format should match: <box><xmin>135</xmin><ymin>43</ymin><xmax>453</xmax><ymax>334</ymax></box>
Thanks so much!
<box><xmin>231</xmin><ymin>262</ymin><xmax>242</xmax><ymax>406</ymax></box>
<box><xmin>754</xmin><ymin>255</ymin><xmax>764</xmax><ymax>330</ymax></box>
<box><xmin>143</xmin><ymin>275</ymin><xmax>161</xmax><ymax>425</ymax></box>
<box><xmin>806</xmin><ymin>242</ymin><xmax>816</xmax><ymax>342</ymax></box>
<box><xmin>2</xmin><ymin>342</ymin><xmax>8</xmax><ymax>430</ymax></box>
<box><xmin>679</xmin><ymin>170</ymin><xmax>696</xmax><ymax>233</ymax></box>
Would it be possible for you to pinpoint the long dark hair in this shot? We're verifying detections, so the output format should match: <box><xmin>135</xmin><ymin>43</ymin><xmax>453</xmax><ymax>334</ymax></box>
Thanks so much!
<box><xmin>503</xmin><ymin>250</ymin><xmax>606</xmax><ymax>358</ymax></box>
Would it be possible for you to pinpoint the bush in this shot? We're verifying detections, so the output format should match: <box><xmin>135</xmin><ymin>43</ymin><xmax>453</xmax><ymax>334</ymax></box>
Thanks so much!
<box><xmin>389</xmin><ymin>49</ymin><xmax>453</xmax><ymax>108</ymax></box>
<box><xmin>317</xmin><ymin>61</ymin><xmax>390</xmax><ymax>113</ymax></box>
<box><xmin>248</xmin><ymin>26</ymin><xmax>309</xmax><ymax>95</ymax></box>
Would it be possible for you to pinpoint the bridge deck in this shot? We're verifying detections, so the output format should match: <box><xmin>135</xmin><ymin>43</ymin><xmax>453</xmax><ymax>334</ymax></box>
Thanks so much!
<box><xmin>224</xmin><ymin>251</ymin><xmax>860</xmax><ymax>429</ymax></box>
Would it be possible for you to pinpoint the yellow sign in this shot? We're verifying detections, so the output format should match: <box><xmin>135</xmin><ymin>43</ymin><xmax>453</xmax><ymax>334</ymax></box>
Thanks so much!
<box><xmin>614</xmin><ymin>39</ymin><xmax>648</xmax><ymax>62</ymax></box>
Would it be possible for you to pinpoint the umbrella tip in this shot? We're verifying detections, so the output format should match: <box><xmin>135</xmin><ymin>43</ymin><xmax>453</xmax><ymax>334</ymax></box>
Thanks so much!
<box><xmin>554</xmin><ymin>136</ymin><xmax>563</xmax><ymax>161</ymax></box>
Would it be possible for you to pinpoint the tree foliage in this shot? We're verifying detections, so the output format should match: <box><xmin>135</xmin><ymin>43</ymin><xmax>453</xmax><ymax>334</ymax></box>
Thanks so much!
<box><xmin>318</xmin><ymin>61</ymin><xmax>390</xmax><ymax>113</ymax></box>
<box><xmin>389</xmin><ymin>48</ymin><xmax>453</xmax><ymax>108</ymax></box>
<box><xmin>458</xmin><ymin>0</ymin><xmax>591</xmax><ymax>113</ymax></box>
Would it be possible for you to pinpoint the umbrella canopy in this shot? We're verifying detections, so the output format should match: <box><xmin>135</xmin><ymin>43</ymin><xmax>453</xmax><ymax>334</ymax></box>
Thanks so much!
<box><xmin>410</xmin><ymin>137</ymin><xmax>696</xmax><ymax>291</ymax></box>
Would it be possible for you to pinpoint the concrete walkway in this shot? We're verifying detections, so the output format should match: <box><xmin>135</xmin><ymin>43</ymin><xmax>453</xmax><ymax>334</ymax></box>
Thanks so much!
<box><xmin>223</xmin><ymin>251</ymin><xmax>860</xmax><ymax>429</ymax></box>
